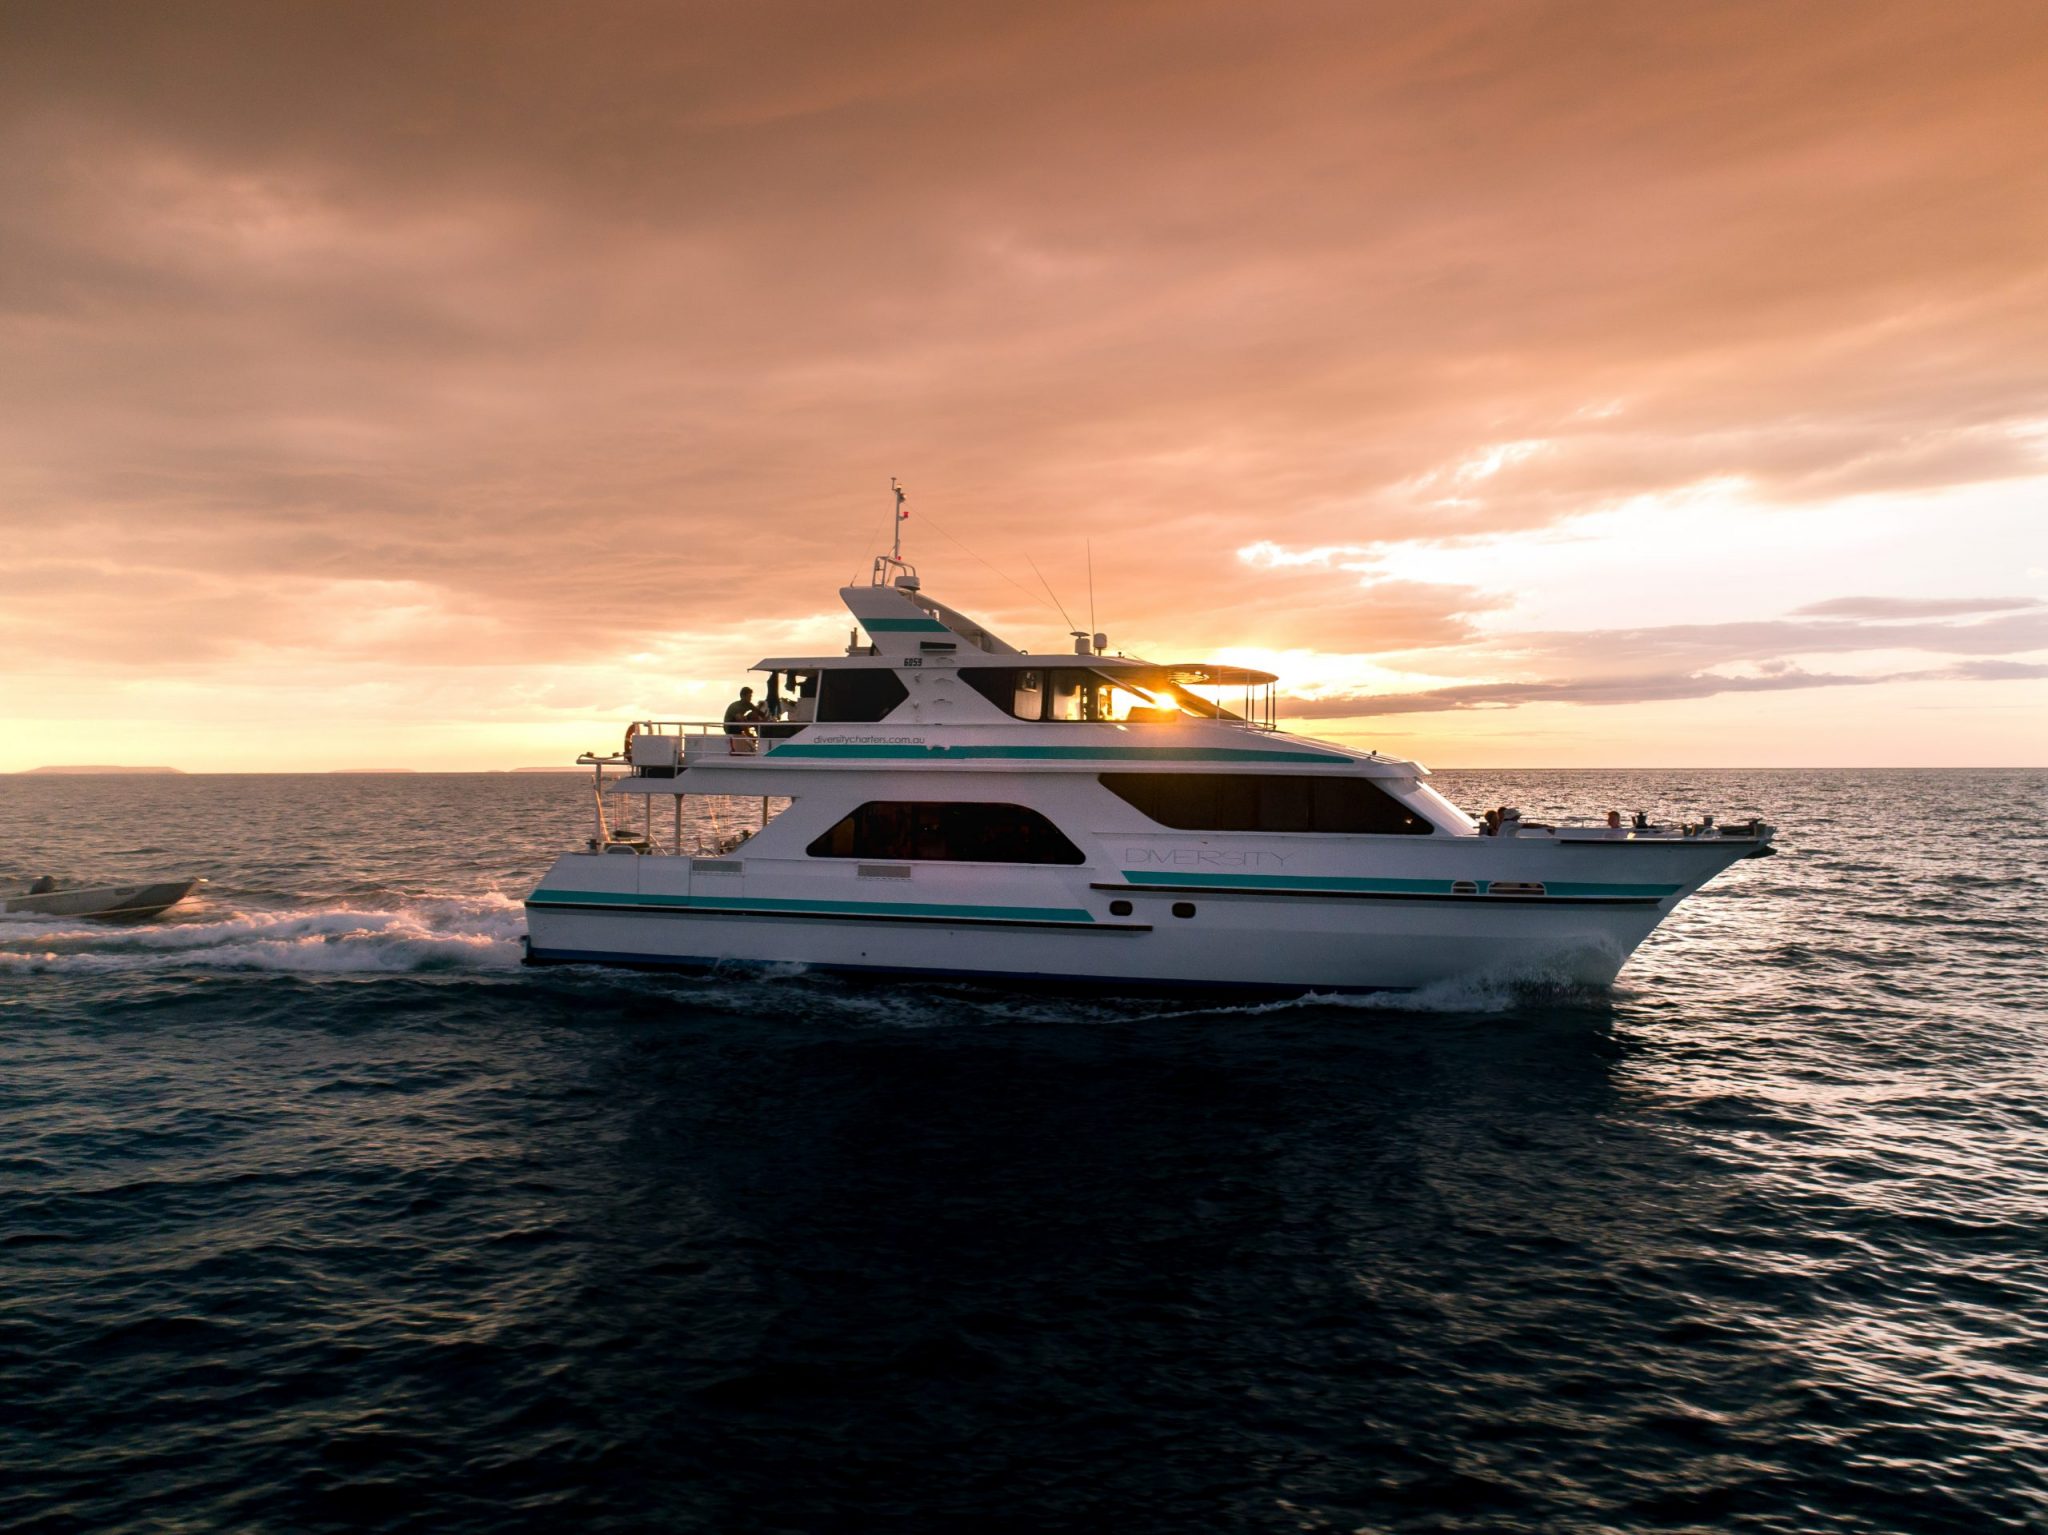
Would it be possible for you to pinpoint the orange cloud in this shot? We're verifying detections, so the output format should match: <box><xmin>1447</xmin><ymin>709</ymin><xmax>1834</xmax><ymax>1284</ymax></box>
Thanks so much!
<box><xmin>3</xmin><ymin>2</ymin><xmax>2045</xmax><ymax>766</ymax></box>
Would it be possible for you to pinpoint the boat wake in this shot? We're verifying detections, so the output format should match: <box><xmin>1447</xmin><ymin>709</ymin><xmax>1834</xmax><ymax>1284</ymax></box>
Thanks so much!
<box><xmin>0</xmin><ymin>892</ymin><xmax>528</xmax><ymax>975</ymax></box>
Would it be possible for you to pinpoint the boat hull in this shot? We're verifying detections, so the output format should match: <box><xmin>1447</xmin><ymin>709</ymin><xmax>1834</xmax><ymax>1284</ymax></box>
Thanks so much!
<box><xmin>522</xmin><ymin>839</ymin><xmax>1748</xmax><ymax>994</ymax></box>
<box><xmin>3</xmin><ymin>879</ymin><xmax>200</xmax><ymax>921</ymax></box>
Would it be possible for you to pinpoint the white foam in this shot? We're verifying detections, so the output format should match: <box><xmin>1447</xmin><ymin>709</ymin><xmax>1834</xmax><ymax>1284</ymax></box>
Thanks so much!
<box><xmin>0</xmin><ymin>892</ymin><xmax>528</xmax><ymax>976</ymax></box>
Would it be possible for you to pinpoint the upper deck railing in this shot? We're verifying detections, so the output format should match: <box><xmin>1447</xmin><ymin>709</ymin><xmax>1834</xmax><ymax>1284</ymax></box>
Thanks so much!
<box><xmin>610</xmin><ymin>696</ymin><xmax>1280</xmax><ymax>764</ymax></box>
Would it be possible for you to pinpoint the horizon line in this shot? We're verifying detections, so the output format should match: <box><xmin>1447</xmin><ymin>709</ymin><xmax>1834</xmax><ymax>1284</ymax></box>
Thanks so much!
<box><xmin>8</xmin><ymin>764</ymin><xmax>2044</xmax><ymax>776</ymax></box>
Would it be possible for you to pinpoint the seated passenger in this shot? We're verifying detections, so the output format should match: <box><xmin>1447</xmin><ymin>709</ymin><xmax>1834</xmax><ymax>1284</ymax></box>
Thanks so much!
<box><xmin>723</xmin><ymin>687</ymin><xmax>764</xmax><ymax>736</ymax></box>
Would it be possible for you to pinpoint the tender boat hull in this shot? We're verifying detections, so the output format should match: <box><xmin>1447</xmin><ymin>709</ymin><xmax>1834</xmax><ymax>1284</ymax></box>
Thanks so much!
<box><xmin>3</xmin><ymin>879</ymin><xmax>200</xmax><ymax>921</ymax></box>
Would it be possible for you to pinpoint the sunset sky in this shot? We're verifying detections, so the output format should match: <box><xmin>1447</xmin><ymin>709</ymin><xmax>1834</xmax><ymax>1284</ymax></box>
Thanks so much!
<box><xmin>4</xmin><ymin>0</ymin><xmax>2045</xmax><ymax>771</ymax></box>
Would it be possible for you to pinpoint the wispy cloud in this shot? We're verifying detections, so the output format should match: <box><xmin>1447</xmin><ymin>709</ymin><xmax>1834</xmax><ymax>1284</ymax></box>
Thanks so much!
<box><xmin>1790</xmin><ymin>595</ymin><xmax>2041</xmax><ymax>620</ymax></box>
<box><xmin>1279</xmin><ymin>601</ymin><xmax>2048</xmax><ymax>717</ymax></box>
<box><xmin>1285</xmin><ymin>666</ymin><xmax>1892</xmax><ymax>718</ymax></box>
<box><xmin>1516</xmin><ymin>607</ymin><xmax>2048</xmax><ymax>670</ymax></box>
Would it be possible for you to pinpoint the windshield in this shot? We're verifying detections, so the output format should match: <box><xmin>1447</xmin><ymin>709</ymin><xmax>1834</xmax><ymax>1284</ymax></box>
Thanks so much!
<box><xmin>961</xmin><ymin>666</ymin><xmax>1252</xmax><ymax>723</ymax></box>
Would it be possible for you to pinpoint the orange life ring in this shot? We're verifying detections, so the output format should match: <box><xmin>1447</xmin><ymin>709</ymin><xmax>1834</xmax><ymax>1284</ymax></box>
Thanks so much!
<box><xmin>622</xmin><ymin>722</ymin><xmax>639</xmax><ymax>757</ymax></box>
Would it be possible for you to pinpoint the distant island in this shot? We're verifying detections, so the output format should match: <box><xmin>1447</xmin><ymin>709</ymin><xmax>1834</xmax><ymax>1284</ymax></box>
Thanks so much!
<box><xmin>511</xmin><ymin>766</ymin><xmax>585</xmax><ymax>773</ymax></box>
<box><xmin>327</xmin><ymin>769</ymin><xmax>418</xmax><ymax>774</ymax></box>
<box><xmin>18</xmin><ymin>765</ymin><xmax>186</xmax><ymax>775</ymax></box>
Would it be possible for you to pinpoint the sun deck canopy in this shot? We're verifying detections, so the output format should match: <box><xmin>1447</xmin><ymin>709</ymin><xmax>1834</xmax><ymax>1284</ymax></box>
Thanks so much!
<box><xmin>1125</xmin><ymin>661</ymin><xmax>1279</xmax><ymax>688</ymax></box>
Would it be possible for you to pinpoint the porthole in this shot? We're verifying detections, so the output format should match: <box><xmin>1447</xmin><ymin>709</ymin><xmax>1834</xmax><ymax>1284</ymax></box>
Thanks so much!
<box><xmin>1171</xmin><ymin>901</ymin><xmax>1197</xmax><ymax>919</ymax></box>
<box><xmin>1109</xmin><ymin>899</ymin><xmax>1133</xmax><ymax>917</ymax></box>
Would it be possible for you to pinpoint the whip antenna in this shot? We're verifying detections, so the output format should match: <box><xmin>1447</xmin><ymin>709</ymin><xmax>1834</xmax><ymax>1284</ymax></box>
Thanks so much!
<box><xmin>1087</xmin><ymin>539</ymin><xmax>1096</xmax><ymax>639</ymax></box>
<box><xmin>1024</xmin><ymin>553</ymin><xmax>1077</xmax><ymax>634</ymax></box>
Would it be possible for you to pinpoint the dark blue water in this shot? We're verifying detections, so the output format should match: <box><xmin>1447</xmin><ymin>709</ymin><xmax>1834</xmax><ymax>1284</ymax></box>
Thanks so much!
<box><xmin>3</xmin><ymin>770</ymin><xmax>2044</xmax><ymax>1533</ymax></box>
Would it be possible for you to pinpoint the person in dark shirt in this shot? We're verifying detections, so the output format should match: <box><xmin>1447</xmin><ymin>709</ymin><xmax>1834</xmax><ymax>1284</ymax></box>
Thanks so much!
<box><xmin>723</xmin><ymin>687</ymin><xmax>764</xmax><ymax>736</ymax></box>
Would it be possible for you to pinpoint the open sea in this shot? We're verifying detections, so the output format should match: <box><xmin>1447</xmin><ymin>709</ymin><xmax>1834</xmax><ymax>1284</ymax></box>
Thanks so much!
<box><xmin>2</xmin><ymin>768</ymin><xmax>2044</xmax><ymax>1534</ymax></box>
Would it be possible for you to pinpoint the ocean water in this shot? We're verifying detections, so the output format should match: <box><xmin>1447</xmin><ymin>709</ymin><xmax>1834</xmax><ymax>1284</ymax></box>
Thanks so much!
<box><xmin>2</xmin><ymin>769</ymin><xmax>2044</xmax><ymax>1534</ymax></box>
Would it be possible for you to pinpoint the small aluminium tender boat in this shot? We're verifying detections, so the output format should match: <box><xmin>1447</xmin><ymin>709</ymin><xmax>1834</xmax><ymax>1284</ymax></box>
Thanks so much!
<box><xmin>4</xmin><ymin>877</ymin><xmax>202</xmax><ymax>920</ymax></box>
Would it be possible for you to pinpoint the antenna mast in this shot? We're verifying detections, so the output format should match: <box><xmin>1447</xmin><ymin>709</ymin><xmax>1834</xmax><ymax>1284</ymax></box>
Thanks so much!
<box><xmin>871</xmin><ymin>476</ymin><xmax>919</xmax><ymax>588</ymax></box>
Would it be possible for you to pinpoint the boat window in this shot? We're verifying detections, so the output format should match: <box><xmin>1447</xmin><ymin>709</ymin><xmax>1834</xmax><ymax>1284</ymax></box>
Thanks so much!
<box><xmin>1044</xmin><ymin>669</ymin><xmax>1087</xmax><ymax>721</ymax></box>
<box><xmin>807</xmin><ymin>801</ymin><xmax>1087</xmax><ymax>864</ymax></box>
<box><xmin>816</xmin><ymin>668</ymin><xmax>909</xmax><ymax>722</ymax></box>
<box><xmin>1098</xmin><ymin>774</ymin><xmax>1435</xmax><ymax>835</ymax></box>
<box><xmin>960</xmin><ymin>667</ymin><xmax>1172</xmax><ymax>723</ymax></box>
<box><xmin>962</xmin><ymin>667</ymin><xmax>1044</xmax><ymax>720</ymax></box>
<box><xmin>1047</xmin><ymin>669</ymin><xmax>1164</xmax><ymax>722</ymax></box>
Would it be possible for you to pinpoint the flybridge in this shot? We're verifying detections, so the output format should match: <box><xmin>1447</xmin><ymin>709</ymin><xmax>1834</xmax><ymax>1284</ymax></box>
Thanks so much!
<box><xmin>599</xmin><ymin>563</ymin><xmax>1294</xmax><ymax>775</ymax></box>
<box><xmin>828</xmin><ymin>552</ymin><xmax>1284</xmax><ymax>725</ymax></box>
<box><xmin>842</xmin><ymin>553</ymin><xmax>1021</xmax><ymax>658</ymax></box>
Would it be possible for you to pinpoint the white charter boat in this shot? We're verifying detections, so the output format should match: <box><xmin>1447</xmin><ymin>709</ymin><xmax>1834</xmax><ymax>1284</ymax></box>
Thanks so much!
<box><xmin>524</xmin><ymin>549</ymin><xmax>1772</xmax><ymax>995</ymax></box>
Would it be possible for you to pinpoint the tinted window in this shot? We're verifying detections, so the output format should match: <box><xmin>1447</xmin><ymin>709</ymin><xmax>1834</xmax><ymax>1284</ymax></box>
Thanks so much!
<box><xmin>1045</xmin><ymin>669</ymin><xmax>1090</xmax><ymax>721</ymax></box>
<box><xmin>1099</xmin><ymin>773</ymin><xmax>1434</xmax><ymax>835</ymax></box>
<box><xmin>817</xmin><ymin>668</ymin><xmax>909</xmax><ymax>722</ymax></box>
<box><xmin>961</xmin><ymin>667</ymin><xmax>1043</xmax><ymax>720</ymax></box>
<box><xmin>961</xmin><ymin>667</ymin><xmax>1164</xmax><ymax>722</ymax></box>
<box><xmin>807</xmin><ymin>802</ymin><xmax>1086</xmax><ymax>863</ymax></box>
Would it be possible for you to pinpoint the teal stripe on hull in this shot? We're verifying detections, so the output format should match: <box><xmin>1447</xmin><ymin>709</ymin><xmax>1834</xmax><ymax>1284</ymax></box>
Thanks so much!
<box><xmin>1119</xmin><ymin>871</ymin><xmax>1682</xmax><ymax>898</ymax></box>
<box><xmin>768</xmin><ymin>743</ymin><xmax>1343</xmax><ymax>763</ymax></box>
<box><xmin>861</xmin><ymin>617</ymin><xmax>952</xmax><ymax>632</ymax></box>
<box><xmin>1541</xmin><ymin>880</ymin><xmax>1684</xmax><ymax>898</ymax></box>
<box><xmin>529</xmin><ymin>887</ymin><xmax>1094</xmax><ymax>923</ymax></box>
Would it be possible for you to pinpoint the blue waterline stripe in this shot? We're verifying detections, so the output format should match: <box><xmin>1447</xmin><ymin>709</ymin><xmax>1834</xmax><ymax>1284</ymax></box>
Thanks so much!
<box><xmin>528</xmin><ymin>888</ymin><xmax>1095</xmax><ymax>923</ymax></box>
<box><xmin>1119</xmin><ymin>871</ymin><xmax>1682</xmax><ymax>898</ymax></box>
<box><xmin>767</xmin><ymin>743</ymin><xmax>1344</xmax><ymax>763</ymax></box>
<box><xmin>522</xmin><ymin>946</ymin><xmax>1404</xmax><ymax>996</ymax></box>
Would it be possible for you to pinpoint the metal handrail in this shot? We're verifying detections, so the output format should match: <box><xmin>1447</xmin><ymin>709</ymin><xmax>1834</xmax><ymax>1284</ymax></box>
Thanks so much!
<box><xmin>629</xmin><ymin>719</ymin><xmax>756</xmax><ymax>735</ymax></box>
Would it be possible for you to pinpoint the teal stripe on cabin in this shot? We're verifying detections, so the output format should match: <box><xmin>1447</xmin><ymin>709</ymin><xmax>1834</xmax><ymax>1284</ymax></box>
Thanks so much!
<box><xmin>768</xmin><ymin>743</ymin><xmax>1344</xmax><ymax>763</ymax></box>
<box><xmin>528</xmin><ymin>888</ymin><xmax>1094</xmax><ymax>923</ymax></box>
<box><xmin>1119</xmin><ymin>871</ymin><xmax>1682</xmax><ymax>898</ymax></box>
<box><xmin>862</xmin><ymin>617</ymin><xmax>953</xmax><ymax>632</ymax></box>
